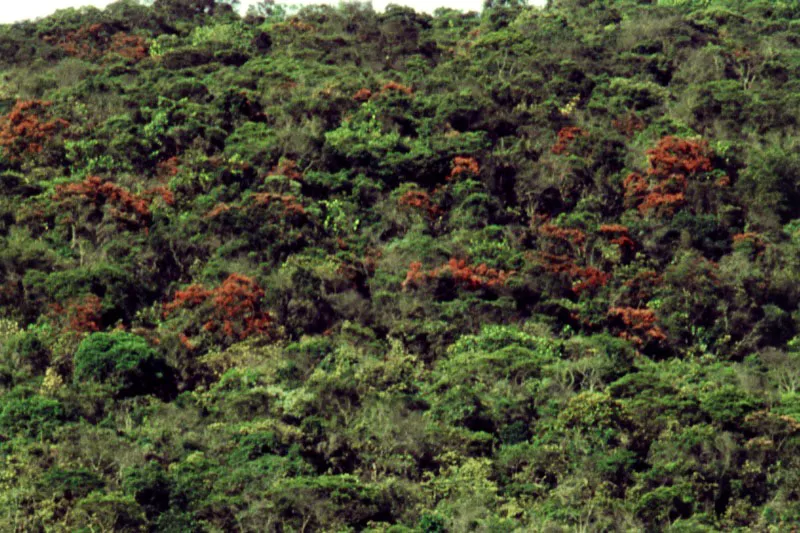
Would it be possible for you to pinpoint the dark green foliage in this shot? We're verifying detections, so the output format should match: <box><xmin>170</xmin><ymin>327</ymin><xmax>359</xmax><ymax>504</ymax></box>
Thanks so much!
<box><xmin>73</xmin><ymin>332</ymin><xmax>174</xmax><ymax>398</ymax></box>
<box><xmin>0</xmin><ymin>394</ymin><xmax>64</xmax><ymax>438</ymax></box>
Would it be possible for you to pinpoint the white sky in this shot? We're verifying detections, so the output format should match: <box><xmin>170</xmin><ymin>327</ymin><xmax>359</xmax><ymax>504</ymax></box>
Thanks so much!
<box><xmin>0</xmin><ymin>0</ymin><xmax>532</xmax><ymax>24</ymax></box>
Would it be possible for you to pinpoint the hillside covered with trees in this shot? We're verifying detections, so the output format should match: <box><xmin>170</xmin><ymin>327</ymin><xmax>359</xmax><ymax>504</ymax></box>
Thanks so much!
<box><xmin>1</xmin><ymin>0</ymin><xmax>800</xmax><ymax>530</ymax></box>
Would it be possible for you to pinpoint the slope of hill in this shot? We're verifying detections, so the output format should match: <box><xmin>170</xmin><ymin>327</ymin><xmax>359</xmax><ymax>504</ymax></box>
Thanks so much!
<box><xmin>1</xmin><ymin>0</ymin><xmax>800</xmax><ymax>530</ymax></box>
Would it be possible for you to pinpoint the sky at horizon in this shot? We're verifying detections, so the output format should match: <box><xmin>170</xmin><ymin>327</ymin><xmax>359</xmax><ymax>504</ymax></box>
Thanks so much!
<box><xmin>0</xmin><ymin>0</ymin><xmax>548</xmax><ymax>24</ymax></box>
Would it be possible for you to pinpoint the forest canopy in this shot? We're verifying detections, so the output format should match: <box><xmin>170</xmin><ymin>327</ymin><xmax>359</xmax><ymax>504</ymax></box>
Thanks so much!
<box><xmin>1</xmin><ymin>0</ymin><xmax>800</xmax><ymax>530</ymax></box>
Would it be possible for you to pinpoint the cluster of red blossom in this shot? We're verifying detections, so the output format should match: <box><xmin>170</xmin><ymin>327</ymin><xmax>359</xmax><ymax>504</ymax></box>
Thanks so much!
<box><xmin>534</xmin><ymin>222</ymin><xmax>639</xmax><ymax>296</ymax></box>
<box><xmin>539</xmin><ymin>224</ymin><xmax>586</xmax><ymax>247</ymax></box>
<box><xmin>206</xmin><ymin>190</ymin><xmax>306</xmax><ymax>220</ymax></box>
<box><xmin>624</xmin><ymin>136</ymin><xmax>714</xmax><ymax>216</ymax></box>
<box><xmin>251</xmin><ymin>192</ymin><xmax>306</xmax><ymax>215</ymax></box>
<box><xmin>268</xmin><ymin>158</ymin><xmax>303</xmax><ymax>181</ymax></box>
<box><xmin>551</xmin><ymin>126</ymin><xmax>587</xmax><ymax>155</ymax></box>
<box><xmin>274</xmin><ymin>18</ymin><xmax>316</xmax><ymax>33</ymax></box>
<box><xmin>352</xmin><ymin>81</ymin><xmax>413</xmax><ymax>102</ymax></box>
<box><xmin>156</xmin><ymin>156</ymin><xmax>180</xmax><ymax>178</ymax></box>
<box><xmin>145</xmin><ymin>186</ymin><xmax>176</xmax><ymax>207</ymax></box>
<box><xmin>402</xmin><ymin>258</ymin><xmax>513</xmax><ymax>291</ymax></box>
<box><xmin>537</xmin><ymin>252</ymin><xmax>611</xmax><ymax>296</ymax></box>
<box><xmin>352</xmin><ymin>88</ymin><xmax>373</xmax><ymax>102</ymax></box>
<box><xmin>447</xmin><ymin>156</ymin><xmax>480</xmax><ymax>181</ymax></box>
<box><xmin>43</xmin><ymin>23</ymin><xmax>148</xmax><ymax>62</ymax></box>
<box><xmin>163</xmin><ymin>274</ymin><xmax>272</xmax><ymax>342</ymax></box>
<box><xmin>48</xmin><ymin>294</ymin><xmax>103</xmax><ymax>334</ymax></box>
<box><xmin>608</xmin><ymin>307</ymin><xmax>667</xmax><ymax>346</ymax></box>
<box><xmin>598</xmin><ymin>224</ymin><xmax>636</xmax><ymax>252</ymax></box>
<box><xmin>622</xmin><ymin>270</ymin><xmax>662</xmax><ymax>306</ymax></box>
<box><xmin>395</xmin><ymin>156</ymin><xmax>479</xmax><ymax>217</ymax></box>
<box><xmin>611</xmin><ymin>112</ymin><xmax>646</xmax><ymax>138</ymax></box>
<box><xmin>732</xmin><ymin>232</ymin><xmax>766</xmax><ymax>254</ymax></box>
<box><xmin>54</xmin><ymin>176</ymin><xmax>153</xmax><ymax>228</ymax></box>
<box><xmin>381</xmin><ymin>81</ymin><xmax>413</xmax><ymax>95</ymax></box>
<box><xmin>398</xmin><ymin>190</ymin><xmax>442</xmax><ymax>218</ymax></box>
<box><xmin>0</xmin><ymin>100</ymin><xmax>69</xmax><ymax>159</ymax></box>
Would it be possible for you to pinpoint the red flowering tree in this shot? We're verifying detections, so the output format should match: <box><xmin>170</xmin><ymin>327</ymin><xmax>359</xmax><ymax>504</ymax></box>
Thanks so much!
<box><xmin>251</xmin><ymin>192</ymin><xmax>306</xmax><ymax>216</ymax></box>
<box><xmin>47</xmin><ymin>294</ymin><xmax>104</xmax><ymax>335</ymax></box>
<box><xmin>53</xmin><ymin>176</ymin><xmax>153</xmax><ymax>229</ymax></box>
<box><xmin>380</xmin><ymin>81</ymin><xmax>413</xmax><ymax>96</ymax></box>
<box><xmin>43</xmin><ymin>24</ymin><xmax>148</xmax><ymax>62</ymax></box>
<box><xmin>533</xmin><ymin>222</ymin><xmax>611</xmax><ymax>297</ymax></box>
<box><xmin>402</xmin><ymin>258</ymin><xmax>513</xmax><ymax>291</ymax></box>
<box><xmin>608</xmin><ymin>307</ymin><xmax>667</xmax><ymax>347</ymax></box>
<box><xmin>598</xmin><ymin>224</ymin><xmax>636</xmax><ymax>259</ymax></box>
<box><xmin>624</xmin><ymin>136</ymin><xmax>714</xmax><ymax>217</ymax></box>
<box><xmin>0</xmin><ymin>100</ymin><xmax>69</xmax><ymax>160</ymax></box>
<box><xmin>353</xmin><ymin>88</ymin><xmax>373</xmax><ymax>102</ymax></box>
<box><xmin>732</xmin><ymin>232</ymin><xmax>765</xmax><ymax>255</ymax></box>
<box><xmin>163</xmin><ymin>274</ymin><xmax>272</xmax><ymax>346</ymax></box>
<box><xmin>268</xmin><ymin>158</ymin><xmax>303</xmax><ymax>181</ymax></box>
<box><xmin>551</xmin><ymin>126</ymin><xmax>588</xmax><ymax>155</ymax></box>
<box><xmin>612</xmin><ymin>112</ymin><xmax>645</xmax><ymax>138</ymax></box>
<box><xmin>447</xmin><ymin>156</ymin><xmax>480</xmax><ymax>181</ymax></box>
<box><xmin>398</xmin><ymin>190</ymin><xmax>442</xmax><ymax>218</ymax></box>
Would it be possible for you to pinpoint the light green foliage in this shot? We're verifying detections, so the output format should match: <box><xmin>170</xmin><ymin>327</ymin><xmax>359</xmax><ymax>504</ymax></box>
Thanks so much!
<box><xmin>190</xmin><ymin>22</ymin><xmax>251</xmax><ymax>51</ymax></box>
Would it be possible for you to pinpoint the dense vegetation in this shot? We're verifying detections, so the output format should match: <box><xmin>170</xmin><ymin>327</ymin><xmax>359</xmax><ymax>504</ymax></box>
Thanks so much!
<box><xmin>1</xmin><ymin>0</ymin><xmax>800</xmax><ymax>530</ymax></box>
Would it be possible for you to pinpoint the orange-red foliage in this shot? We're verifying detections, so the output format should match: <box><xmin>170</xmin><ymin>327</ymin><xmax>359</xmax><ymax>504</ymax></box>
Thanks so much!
<box><xmin>353</xmin><ymin>88</ymin><xmax>373</xmax><ymax>102</ymax></box>
<box><xmin>145</xmin><ymin>186</ymin><xmax>176</xmax><ymax>206</ymax></box>
<box><xmin>209</xmin><ymin>274</ymin><xmax>272</xmax><ymax>339</ymax></box>
<box><xmin>156</xmin><ymin>156</ymin><xmax>180</xmax><ymax>178</ymax></box>
<box><xmin>47</xmin><ymin>294</ymin><xmax>103</xmax><ymax>334</ymax></box>
<box><xmin>0</xmin><ymin>100</ymin><xmax>69</xmax><ymax>159</ymax></box>
<box><xmin>108</xmin><ymin>32</ymin><xmax>148</xmax><ymax>60</ymax></box>
<box><xmin>205</xmin><ymin>203</ymin><xmax>232</xmax><ymax>219</ymax></box>
<box><xmin>381</xmin><ymin>81</ymin><xmax>413</xmax><ymax>95</ymax></box>
<box><xmin>54</xmin><ymin>176</ymin><xmax>152</xmax><ymax>228</ymax></box>
<box><xmin>398</xmin><ymin>190</ymin><xmax>442</xmax><ymax>218</ymax></box>
<box><xmin>624</xmin><ymin>136</ymin><xmax>713</xmax><ymax>216</ymax></box>
<box><xmin>637</xmin><ymin>192</ymin><xmax>686</xmax><ymax>215</ymax></box>
<box><xmin>599</xmin><ymin>224</ymin><xmax>636</xmax><ymax>251</ymax></box>
<box><xmin>179</xmin><ymin>333</ymin><xmax>195</xmax><ymax>351</ymax></box>
<box><xmin>733</xmin><ymin>232</ymin><xmax>765</xmax><ymax>254</ymax></box>
<box><xmin>572</xmin><ymin>267</ymin><xmax>612</xmax><ymax>295</ymax></box>
<box><xmin>43</xmin><ymin>24</ymin><xmax>148</xmax><ymax>62</ymax></box>
<box><xmin>164</xmin><ymin>274</ymin><xmax>271</xmax><ymax>341</ymax></box>
<box><xmin>539</xmin><ymin>224</ymin><xmax>586</xmax><ymax>247</ymax></box>
<box><xmin>608</xmin><ymin>307</ymin><xmax>667</xmax><ymax>346</ymax></box>
<box><xmin>447</xmin><ymin>156</ymin><xmax>480</xmax><ymax>181</ymax></box>
<box><xmin>268</xmin><ymin>158</ymin><xmax>303</xmax><ymax>181</ymax></box>
<box><xmin>251</xmin><ymin>192</ymin><xmax>306</xmax><ymax>215</ymax></box>
<box><xmin>646</xmin><ymin>136</ymin><xmax>713</xmax><ymax>178</ymax></box>
<box><xmin>622</xmin><ymin>270</ymin><xmax>662</xmax><ymax>305</ymax></box>
<box><xmin>162</xmin><ymin>284</ymin><xmax>212</xmax><ymax>316</ymax></box>
<box><xmin>67</xmin><ymin>294</ymin><xmax>103</xmax><ymax>333</ymax></box>
<box><xmin>598</xmin><ymin>224</ymin><xmax>629</xmax><ymax>235</ymax></box>
<box><xmin>536</xmin><ymin>252</ymin><xmax>611</xmax><ymax>296</ymax></box>
<box><xmin>276</xmin><ymin>18</ymin><xmax>316</xmax><ymax>32</ymax></box>
<box><xmin>551</xmin><ymin>126</ymin><xmax>587</xmax><ymax>155</ymax></box>
<box><xmin>612</xmin><ymin>112</ymin><xmax>646</xmax><ymax>137</ymax></box>
<box><xmin>402</xmin><ymin>258</ymin><xmax>513</xmax><ymax>291</ymax></box>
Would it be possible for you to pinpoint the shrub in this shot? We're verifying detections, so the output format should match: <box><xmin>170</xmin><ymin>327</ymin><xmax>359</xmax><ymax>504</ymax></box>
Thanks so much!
<box><xmin>73</xmin><ymin>332</ymin><xmax>174</xmax><ymax>398</ymax></box>
<box><xmin>0</xmin><ymin>394</ymin><xmax>64</xmax><ymax>438</ymax></box>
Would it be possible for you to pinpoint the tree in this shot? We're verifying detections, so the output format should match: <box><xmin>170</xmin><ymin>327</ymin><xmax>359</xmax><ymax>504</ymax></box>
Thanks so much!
<box><xmin>73</xmin><ymin>332</ymin><xmax>175</xmax><ymax>398</ymax></box>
